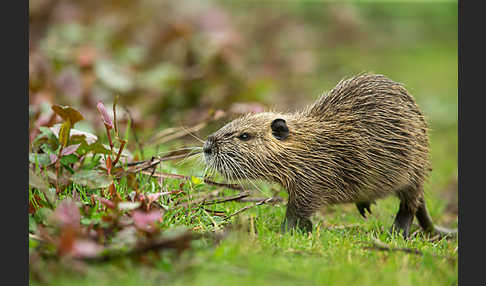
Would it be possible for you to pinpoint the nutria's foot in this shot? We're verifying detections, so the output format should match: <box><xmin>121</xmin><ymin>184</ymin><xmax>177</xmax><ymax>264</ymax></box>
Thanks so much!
<box><xmin>391</xmin><ymin>202</ymin><xmax>414</xmax><ymax>238</ymax></box>
<box><xmin>280</xmin><ymin>216</ymin><xmax>312</xmax><ymax>233</ymax></box>
<box><xmin>356</xmin><ymin>201</ymin><xmax>373</xmax><ymax>218</ymax></box>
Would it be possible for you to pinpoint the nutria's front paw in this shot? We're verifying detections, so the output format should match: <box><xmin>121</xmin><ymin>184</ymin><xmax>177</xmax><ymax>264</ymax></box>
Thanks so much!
<box><xmin>281</xmin><ymin>216</ymin><xmax>312</xmax><ymax>233</ymax></box>
<box><xmin>356</xmin><ymin>201</ymin><xmax>372</xmax><ymax>218</ymax></box>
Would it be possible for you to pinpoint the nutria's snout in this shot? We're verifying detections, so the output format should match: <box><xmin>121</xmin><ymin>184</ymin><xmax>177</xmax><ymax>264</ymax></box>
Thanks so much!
<box><xmin>203</xmin><ymin>135</ymin><xmax>216</xmax><ymax>160</ymax></box>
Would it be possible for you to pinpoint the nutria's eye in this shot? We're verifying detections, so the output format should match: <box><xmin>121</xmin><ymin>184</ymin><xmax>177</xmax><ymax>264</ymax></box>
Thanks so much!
<box><xmin>237</xmin><ymin>133</ymin><xmax>251</xmax><ymax>141</ymax></box>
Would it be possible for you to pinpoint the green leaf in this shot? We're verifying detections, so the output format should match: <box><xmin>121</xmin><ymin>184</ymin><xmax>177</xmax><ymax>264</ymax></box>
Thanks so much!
<box><xmin>29</xmin><ymin>170</ymin><xmax>55</xmax><ymax>206</ymax></box>
<box><xmin>29</xmin><ymin>153</ymin><xmax>52</xmax><ymax>167</ymax></box>
<box><xmin>60</xmin><ymin>154</ymin><xmax>79</xmax><ymax>174</ymax></box>
<box><xmin>191</xmin><ymin>176</ymin><xmax>204</xmax><ymax>185</ymax></box>
<box><xmin>51</xmin><ymin>104</ymin><xmax>84</xmax><ymax>125</ymax></box>
<box><xmin>72</xmin><ymin>170</ymin><xmax>113</xmax><ymax>189</ymax></box>
<box><xmin>60</xmin><ymin>154</ymin><xmax>79</xmax><ymax>165</ymax></box>
<box><xmin>33</xmin><ymin>207</ymin><xmax>54</xmax><ymax>224</ymax></box>
<box><xmin>33</xmin><ymin>127</ymin><xmax>59</xmax><ymax>153</ymax></box>
<box><xmin>89</xmin><ymin>141</ymin><xmax>112</xmax><ymax>155</ymax></box>
<box><xmin>29</xmin><ymin>237</ymin><xmax>39</xmax><ymax>250</ymax></box>
<box><xmin>29</xmin><ymin>216</ymin><xmax>38</xmax><ymax>233</ymax></box>
<box><xmin>58</xmin><ymin>120</ymin><xmax>72</xmax><ymax>147</ymax></box>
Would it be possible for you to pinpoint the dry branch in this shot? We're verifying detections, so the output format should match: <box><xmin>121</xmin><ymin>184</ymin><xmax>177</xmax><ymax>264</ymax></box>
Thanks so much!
<box><xmin>202</xmin><ymin>191</ymin><xmax>251</xmax><ymax>205</ymax></box>
<box><xmin>362</xmin><ymin>238</ymin><xmax>423</xmax><ymax>255</ymax></box>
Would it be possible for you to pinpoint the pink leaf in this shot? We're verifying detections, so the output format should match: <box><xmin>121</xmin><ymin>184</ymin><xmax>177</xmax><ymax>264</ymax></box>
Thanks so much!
<box><xmin>52</xmin><ymin>199</ymin><xmax>80</xmax><ymax>227</ymax></box>
<box><xmin>147</xmin><ymin>193</ymin><xmax>162</xmax><ymax>203</ymax></box>
<box><xmin>96</xmin><ymin>101</ymin><xmax>114</xmax><ymax>129</ymax></box>
<box><xmin>132</xmin><ymin>210</ymin><xmax>162</xmax><ymax>232</ymax></box>
<box><xmin>99</xmin><ymin>198</ymin><xmax>115</xmax><ymax>209</ymax></box>
<box><xmin>50</xmin><ymin>153</ymin><xmax>58</xmax><ymax>164</ymax></box>
<box><xmin>71</xmin><ymin>239</ymin><xmax>103</xmax><ymax>258</ymax></box>
<box><xmin>61</xmin><ymin>143</ymin><xmax>81</xmax><ymax>156</ymax></box>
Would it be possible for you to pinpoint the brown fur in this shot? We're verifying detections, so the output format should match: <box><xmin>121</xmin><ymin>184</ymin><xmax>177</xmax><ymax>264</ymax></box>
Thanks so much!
<box><xmin>203</xmin><ymin>73</ymin><xmax>456</xmax><ymax>237</ymax></box>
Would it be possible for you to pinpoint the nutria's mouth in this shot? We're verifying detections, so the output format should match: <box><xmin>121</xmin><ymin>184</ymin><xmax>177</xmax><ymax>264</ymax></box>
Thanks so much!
<box><xmin>203</xmin><ymin>150</ymin><xmax>239</xmax><ymax>181</ymax></box>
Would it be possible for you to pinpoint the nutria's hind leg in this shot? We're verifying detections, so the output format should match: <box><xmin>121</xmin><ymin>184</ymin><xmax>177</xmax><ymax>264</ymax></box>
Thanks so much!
<box><xmin>281</xmin><ymin>197</ymin><xmax>313</xmax><ymax>233</ymax></box>
<box><xmin>415</xmin><ymin>196</ymin><xmax>434</xmax><ymax>233</ymax></box>
<box><xmin>391</xmin><ymin>186</ymin><xmax>420</xmax><ymax>238</ymax></box>
<box><xmin>391</xmin><ymin>200</ymin><xmax>415</xmax><ymax>238</ymax></box>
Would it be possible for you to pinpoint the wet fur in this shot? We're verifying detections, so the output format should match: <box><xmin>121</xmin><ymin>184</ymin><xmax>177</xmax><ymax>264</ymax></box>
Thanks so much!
<box><xmin>204</xmin><ymin>73</ymin><xmax>456</xmax><ymax>237</ymax></box>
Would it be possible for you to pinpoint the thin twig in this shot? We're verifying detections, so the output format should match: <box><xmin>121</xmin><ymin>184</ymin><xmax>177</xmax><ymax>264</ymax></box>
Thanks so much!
<box><xmin>236</xmin><ymin>196</ymin><xmax>283</xmax><ymax>203</ymax></box>
<box><xmin>175</xmin><ymin>190</ymin><xmax>222</xmax><ymax>208</ymax></box>
<box><xmin>202</xmin><ymin>191</ymin><xmax>251</xmax><ymax>206</ymax></box>
<box><xmin>112</xmin><ymin>140</ymin><xmax>126</xmax><ymax>167</ymax></box>
<box><xmin>124</xmin><ymin>153</ymin><xmax>200</xmax><ymax>174</ymax></box>
<box><xmin>203</xmin><ymin>208</ymin><xmax>226</xmax><ymax>217</ymax></box>
<box><xmin>225</xmin><ymin>197</ymin><xmax>274</xmax><ymax>220</ymax></box>
<box><xmin>140</xmin><ymin>170</ymin><xmax>190</xmax><ymax>180</ymax></box>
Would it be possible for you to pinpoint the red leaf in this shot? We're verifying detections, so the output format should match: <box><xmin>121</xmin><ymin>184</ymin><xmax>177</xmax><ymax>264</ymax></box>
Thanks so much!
<box><xmin>106</xmin><ymin>156</ymin><xmax>112</xmax><ymax>173</ymax></box>
<box><xmin>61</xmin><ymin>144</ymin><xmax>81</xmax><ymax>156</ymax></box>
<box><xmin>97</xmin><ymin>101</ymin><xmax>114</xmax><ymax>129</ymax></box>
<box><xmin>58</xmin><ymin>226</ymin><xmax>76</xmax><ymax>256</ymax></box>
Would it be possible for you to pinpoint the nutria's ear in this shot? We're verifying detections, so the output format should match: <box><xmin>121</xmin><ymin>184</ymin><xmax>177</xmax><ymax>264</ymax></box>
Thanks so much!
<box><xmin>271</xmin><ymin>118</ymin><xmax>289</xmax><ymax>140</ymax></box>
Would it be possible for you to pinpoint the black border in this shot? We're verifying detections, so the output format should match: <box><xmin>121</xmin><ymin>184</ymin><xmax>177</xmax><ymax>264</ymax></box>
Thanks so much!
<box><xmin>459</xmin><ymin>0</ymin><xmax>485</xmax><ymax>285</ymax></box>
<box><xmin>4</xmin><ymin>0</ymin><xmax>28</xmax><ymax>284</ymax></box>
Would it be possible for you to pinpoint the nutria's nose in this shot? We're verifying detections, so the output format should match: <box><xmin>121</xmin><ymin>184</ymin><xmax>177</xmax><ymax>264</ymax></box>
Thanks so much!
<box><xmin>203</xmin><ymin>136</ymin><xmax>215</xmax><ymax>155</ymax></box>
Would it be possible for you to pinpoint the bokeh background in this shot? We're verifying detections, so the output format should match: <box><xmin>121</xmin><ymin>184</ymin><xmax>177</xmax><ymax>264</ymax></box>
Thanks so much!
<box><xmin>29</xmin><ymin>1</ymin><xmax>457</xmax><ymax>284</ymax></box>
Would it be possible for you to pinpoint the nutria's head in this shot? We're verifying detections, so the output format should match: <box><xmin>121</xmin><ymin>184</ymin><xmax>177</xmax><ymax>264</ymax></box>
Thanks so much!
<box><xmin>203</xmin><ymin>112</ymin><xmax>307</xmax><ymax>183</ymax></box>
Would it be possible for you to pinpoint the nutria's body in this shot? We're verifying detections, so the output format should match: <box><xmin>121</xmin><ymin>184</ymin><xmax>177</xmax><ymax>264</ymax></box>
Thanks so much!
<box><xmin>203</xmin><ymin>73</ymin><xmax>456</xmax><ymax>237</ymax></box>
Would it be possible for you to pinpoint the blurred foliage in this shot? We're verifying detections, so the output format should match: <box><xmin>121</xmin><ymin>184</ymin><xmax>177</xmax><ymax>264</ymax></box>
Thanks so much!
<box><xmin>30</xmin><ymin>0</ymin><xmax>457</xmax><ymax>138</ymax></box>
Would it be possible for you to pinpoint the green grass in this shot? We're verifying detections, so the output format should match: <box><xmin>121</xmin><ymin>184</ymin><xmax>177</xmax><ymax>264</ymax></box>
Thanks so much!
<box><xmin>30</xmin><ymin>136</ymin><xmax>458</xmax><ymax>286</ymax></box>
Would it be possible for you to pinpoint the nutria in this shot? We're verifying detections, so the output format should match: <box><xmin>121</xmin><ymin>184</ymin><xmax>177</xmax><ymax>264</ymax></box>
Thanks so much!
<box><xmin>203</xmin><ymin>73</ymin><xmax>457</xmax><ymax>238</ymax></box>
